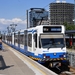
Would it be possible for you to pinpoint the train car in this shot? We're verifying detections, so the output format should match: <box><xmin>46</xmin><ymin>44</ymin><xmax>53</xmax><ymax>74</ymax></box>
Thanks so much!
<box><xmin>3</xmin><ymin>25</ymin><xmax>70</xmax><ymax>72</ymax></box>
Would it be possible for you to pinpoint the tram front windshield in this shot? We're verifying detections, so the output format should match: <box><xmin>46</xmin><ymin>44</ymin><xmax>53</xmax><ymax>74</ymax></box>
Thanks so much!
<box><xmin>40</xmin><ymin>34</ymin><xmax>65</xmax><ymax>48</ymax></box>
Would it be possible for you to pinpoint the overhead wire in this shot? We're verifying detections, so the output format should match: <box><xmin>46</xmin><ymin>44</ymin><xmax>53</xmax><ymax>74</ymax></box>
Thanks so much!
<box><xmin>14</xmin><ymin>0</ymin><xmax>56</xmax><ymax>28</ymax></box>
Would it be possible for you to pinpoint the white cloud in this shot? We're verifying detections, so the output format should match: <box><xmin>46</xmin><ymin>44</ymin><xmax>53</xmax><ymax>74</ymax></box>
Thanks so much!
<box><xmin>0</xmin><ymin>18</ymin><xmax>9</xmax><ymax>24</ymax></box>
<box><xmin>11</xmin><ymin>18</ymin><xmax>27</xmax><ymax>24</ymax></box>
<box><xmin>0</xmin><ymin>18</ymin><xmax>27</xmax><ymax>32</ymax></box>
<box><xmin>0</xmin><ymin>18</ymin><xmax>27</xmax><ymax>25</ymax></box>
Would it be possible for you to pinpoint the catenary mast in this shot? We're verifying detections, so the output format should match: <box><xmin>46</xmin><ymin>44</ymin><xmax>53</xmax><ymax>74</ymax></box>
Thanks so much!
<box><xmin>74</xmin><ymin>0</ymin><xmax>75</xmax><ymax>25</ymax></box>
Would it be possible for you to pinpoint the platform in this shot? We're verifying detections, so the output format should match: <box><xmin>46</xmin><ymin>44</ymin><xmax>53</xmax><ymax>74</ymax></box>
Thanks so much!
<box><xmin>0</xmin><ymin>43</ymin><xmax>57</xmax><ymax>75</ymax></box>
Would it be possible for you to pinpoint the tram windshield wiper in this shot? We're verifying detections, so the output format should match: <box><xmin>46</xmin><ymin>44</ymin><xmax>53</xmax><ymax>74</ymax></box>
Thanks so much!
<box><xmin>61</xmin><ymin>44</ymin><xmax>65</xmax><ymax>49</ymax></box>
<box><xmin>47</xmin><ymin>45</ymin><xmax>51</xmax><ymax>50</ymax></box>
<box><xmin>47</xmin><ymin>43</ymin><xmax>53</xmax><ymax>50</ymax></box>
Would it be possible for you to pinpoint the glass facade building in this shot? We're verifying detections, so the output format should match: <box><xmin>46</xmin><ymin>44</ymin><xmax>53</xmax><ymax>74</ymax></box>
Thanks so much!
<box><xmin>29</xmin><ymin>8</ymin><xmax>49</xmax><ymax>28</ymax></box>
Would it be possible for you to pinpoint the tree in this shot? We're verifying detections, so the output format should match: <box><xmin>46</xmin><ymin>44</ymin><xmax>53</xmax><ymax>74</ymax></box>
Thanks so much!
<box><xmin>63</xmin><ymin>22</ymin><xmax>75</xmax><ymax>30</ymax></box>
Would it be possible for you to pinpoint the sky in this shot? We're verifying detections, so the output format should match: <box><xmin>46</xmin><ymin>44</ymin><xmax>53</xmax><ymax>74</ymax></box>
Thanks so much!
<box><xmin>0</xmin><ymin>0</ymin><xmax>74</xmax><ymax>33</ymax></box>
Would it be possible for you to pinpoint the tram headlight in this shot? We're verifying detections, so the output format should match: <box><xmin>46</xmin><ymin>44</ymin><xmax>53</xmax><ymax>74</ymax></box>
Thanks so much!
<box><xmin>63</xmin><ymin>54</ymin><xmax>66</xmax><ymax>57</ymax></box>
<box><xmin>43</xmin><ymin>56</ymin><xmax>46</xmax><ymax>58</ymax></box>
<box><xmin>43</xmin><ymin>54</ymin><xmax>46</xmax><ymax>58</ymax></box>
<box><xmin>63</xmin><ymin>53</ymin><xmax>66</xmax><ymax>57</ymax></box>
<box><xmin>43</xmin><ymin>54</ymin><xmax>50</xmax><ymax>59</ymax></box>
<box><xmin>59</xmin><ymin>54</ymin><xmax>66</xmax><ymax>58</ymax></box>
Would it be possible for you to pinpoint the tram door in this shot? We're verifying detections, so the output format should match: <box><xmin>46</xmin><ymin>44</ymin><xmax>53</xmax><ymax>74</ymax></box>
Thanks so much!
<box><xmin>33</xmin><ymin>33</ymin><xmax>38</xmax><ymax>55</ymax></box>
<box><xmin>28</xmin><ymin>33</ymin><xmax>32</xmax><ymax>52</ymax></box>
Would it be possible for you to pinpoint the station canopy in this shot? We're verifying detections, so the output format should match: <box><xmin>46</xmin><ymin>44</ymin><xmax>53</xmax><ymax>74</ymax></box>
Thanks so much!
<box><xmin>65</xmin><ymin>30</ymin><xmax>75</xmax><ymax>35</ymax></box>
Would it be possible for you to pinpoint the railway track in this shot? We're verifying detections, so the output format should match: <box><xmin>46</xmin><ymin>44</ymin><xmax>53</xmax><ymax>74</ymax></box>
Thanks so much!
<box><xmin>59</xmin><ymin>66</ymin><xmax>75</xmax><ymax>75</ymax></box>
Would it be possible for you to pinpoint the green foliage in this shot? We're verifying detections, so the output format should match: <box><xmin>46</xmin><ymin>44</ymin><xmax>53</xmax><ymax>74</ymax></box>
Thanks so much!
<box><xmin>63</xmin><ymin>22</ymin><xmax>75</xmax><ymax>30</ymax></box>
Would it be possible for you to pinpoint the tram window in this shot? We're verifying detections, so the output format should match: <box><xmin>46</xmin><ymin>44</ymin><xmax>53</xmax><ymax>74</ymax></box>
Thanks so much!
<box><xmin>14</xmin><ymin>34</ymin><xmax>18</xmax><ymax>43</ymax></box>
<box><xmin>25</xmin><ymin>34</ymin><xmax>27</xmax><ymax>46</ymax></box>
<box><xmin>18</xmin><ymin>32</ymin><xmax>20</xmax><ymax>44</ymax></box>
<box><xmin>20</xmin><ymin>35</ymin><xmax>24</xmax><ymax>45</ymax></box>
<box><xmin>28</xmin><ymin>34</ymin><xmax>32</xmax><ymax>47</ymax></box>
<box><xmin>24</xmin><ymin>30</ymin><xmax>27</xmax><ymax>46</ymax></box>
<box><xmin>8</xmin><ymin>34</ymin><xmax>12</xmax><ymax>42</ymax></box>
<box><xmin>34</xmin><ymin>34</ymin><xmax>37</xmax><ymax>48</ymax></box>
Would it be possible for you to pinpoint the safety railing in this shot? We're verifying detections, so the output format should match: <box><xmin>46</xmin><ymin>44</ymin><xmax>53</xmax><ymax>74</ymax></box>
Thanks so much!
<box><xmin>67</xmin><ymin>51</ymin><xmax>75</xmax><ymax>67</ymax></box>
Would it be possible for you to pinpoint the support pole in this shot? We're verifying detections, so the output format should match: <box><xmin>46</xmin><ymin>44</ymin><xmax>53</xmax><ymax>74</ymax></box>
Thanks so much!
<box><xmin>74</xmin><ymin>0</ymin><xmax>75</xmax><ymax>25</ymax></box>
<box><xmin>26</xmin><ymin>10</ymin><xmax>28</xmax><ymax>29</ymax></box>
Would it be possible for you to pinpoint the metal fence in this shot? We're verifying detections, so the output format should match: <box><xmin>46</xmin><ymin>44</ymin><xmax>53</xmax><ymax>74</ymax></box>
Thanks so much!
<box><xmin>67</xmin><ymin>51</ymin><xmax>75</xmax><ymax>67</ymax></box>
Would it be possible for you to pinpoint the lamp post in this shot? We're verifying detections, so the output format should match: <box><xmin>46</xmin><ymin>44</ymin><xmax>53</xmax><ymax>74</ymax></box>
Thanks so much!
<box><xmin>7</xmin><ymin>26</ymin><xmax>11</xmax><ymax>33</ymax></box>
<box><xmin>10</xmin><ymin>23</ymin><xmax>17</xmax><ymax>32</ymax></box>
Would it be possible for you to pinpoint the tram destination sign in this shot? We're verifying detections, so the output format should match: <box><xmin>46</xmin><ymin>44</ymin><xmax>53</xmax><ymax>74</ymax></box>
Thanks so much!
<box><xmin>43</xmin><ymin>26</ymin><xmax>61</xmax><ymax>32</ymax></box>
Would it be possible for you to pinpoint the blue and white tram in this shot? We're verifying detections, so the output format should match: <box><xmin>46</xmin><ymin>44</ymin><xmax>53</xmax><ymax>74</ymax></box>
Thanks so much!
<box><xmin>27</xmin><ymin>25</ymin><xmax>66</xmax><ymax>61</ymax></box>
<box><xmin>3</xmin><ymin>25</ymin><xmax>69</xmax><ymax>71</ymax></box>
